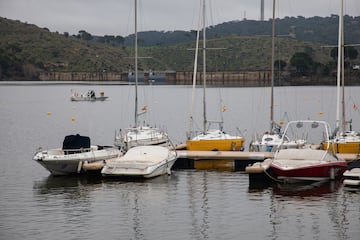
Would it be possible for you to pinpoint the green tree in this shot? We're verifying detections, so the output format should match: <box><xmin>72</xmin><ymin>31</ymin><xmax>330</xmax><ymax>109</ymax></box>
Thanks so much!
<box><xmin>290</xmin><ymin>52</ymin><xmax>313</xmax><ymax>75</ymax></box>
<box><xmin>78</xmin><ymin>30</ymin><xmax>93</xmax><ymax>41</ymax></box>
<box><xmin>274</xmin><ymin>59</ymin><xmax>287</xmax><ymax>71</ymax></box>
<box><xmin>331</xmin><ymin>46</ymin><xmax>358</xmax><ymax>60</ymax></box>
<box><xmin>345</xmin><ymin>46</ymin><xmax>358</xmax><ymax>60</ymax></box>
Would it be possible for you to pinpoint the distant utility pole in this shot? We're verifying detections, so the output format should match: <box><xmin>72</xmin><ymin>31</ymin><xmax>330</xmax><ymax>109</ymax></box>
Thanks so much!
<box><xmin>260</xmin><ymin>0</ymin><xmax>264</xmax><ymax>21</ymax></box>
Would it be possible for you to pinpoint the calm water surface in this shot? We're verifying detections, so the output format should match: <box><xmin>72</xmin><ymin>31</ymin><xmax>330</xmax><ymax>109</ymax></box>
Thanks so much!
<box><xmin>0</xmin><ymin>84</ymin><xmax>359</xmax><ymax>240</ymax></box>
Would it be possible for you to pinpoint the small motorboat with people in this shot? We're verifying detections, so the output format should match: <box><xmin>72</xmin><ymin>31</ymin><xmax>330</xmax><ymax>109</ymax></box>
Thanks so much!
<box><xmin>101</xmin><ymin>145</ymin><xmax>178</xmax><ymax>178</ymax></box>
<box><xmin>246</xmin><ymin>120</ymin><xmax>347</xmax><ymax>183</ymax></box>
<box><xmin>70</xmin><ymin>89</ymin><xmax>108</xmax><ymax>101</ymax></box>
<box><xmin>33</xmin><ymin>134</ymin><xmax>122</xmax><ymax>176</ymax></box>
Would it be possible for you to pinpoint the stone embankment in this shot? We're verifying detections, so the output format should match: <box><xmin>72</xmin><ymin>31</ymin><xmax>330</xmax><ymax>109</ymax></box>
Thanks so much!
<box><xmin>38</xmin><ymin>70</ymin><xmax>359</xmax><ymax>86</ymax></box>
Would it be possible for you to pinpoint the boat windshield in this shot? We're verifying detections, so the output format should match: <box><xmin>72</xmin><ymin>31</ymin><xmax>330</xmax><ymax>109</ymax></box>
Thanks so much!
<box><xmin>283</xmin><ymin>121</ymin><xmax>330</xmax><ymax>145</ymax></box>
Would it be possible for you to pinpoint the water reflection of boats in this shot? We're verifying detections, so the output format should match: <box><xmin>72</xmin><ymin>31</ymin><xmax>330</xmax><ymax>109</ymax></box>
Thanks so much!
<box><xmin>272</xmin><ymin>180</ymin><xmax>342</xmax><ymax>197</ymax></box>
<box><xmin>33</xmin><ymin>175</ymin><xmax>104</xmax><ymax>194</ymax></box>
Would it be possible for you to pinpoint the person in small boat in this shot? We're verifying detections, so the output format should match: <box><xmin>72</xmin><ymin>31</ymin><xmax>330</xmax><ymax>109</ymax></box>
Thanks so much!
<box><xmin>89</xmin><ymin>90</ymin><xmax>95</xmax><ymax>98</ymax></box>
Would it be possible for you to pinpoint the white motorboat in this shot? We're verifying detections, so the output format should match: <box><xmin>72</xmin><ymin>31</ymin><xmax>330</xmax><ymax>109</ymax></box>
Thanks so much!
<box><xmin>71</xmin><ymin>89</ymin><xmax>108</xmax><ymax>101</ymax></box>
<box><xmin>33</xmin><ymin>134</ymin><xmax>122</xmax><ymax>176</ymax></box>
<box><xmin>101</xmin><ymin>145</ymin><xmax>178</xmax><ymax>178</ymax></box>
<box><xmin>246</xmin><ymin>121</ymin><xmax>347</xmax><ymax>183</ymax></box>
<box><xmin>343</xmin><ymin>160</ymin><xmax>360</xmax><ymax>187</ymax></box>
<box><xmin>269</xmin><ymin>121</ymin><xmax>347</xmax><ymax>182</ymax></box>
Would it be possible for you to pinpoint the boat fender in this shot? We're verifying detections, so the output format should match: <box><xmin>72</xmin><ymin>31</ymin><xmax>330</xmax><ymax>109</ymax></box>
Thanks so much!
<box><xmin>231</xmin><ymin>141</ymin><xmax>236</xmax><ymax>151</ymax></box>
<box><xmin>330</xmin><ymin>167</ymin><xmax>335</xmax><ymax>180</ymax></box>
<box><xmin>77</xmin><ymin>161</ymin><xmax>83</xmax><ymax>173</ymax></box>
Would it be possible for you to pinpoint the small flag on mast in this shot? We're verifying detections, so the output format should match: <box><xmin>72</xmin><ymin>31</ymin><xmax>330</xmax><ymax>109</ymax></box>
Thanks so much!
<box><xmin>353</xmin><ymin>104</ymin><xmax>358</xmax><ymax>111</ymax></box>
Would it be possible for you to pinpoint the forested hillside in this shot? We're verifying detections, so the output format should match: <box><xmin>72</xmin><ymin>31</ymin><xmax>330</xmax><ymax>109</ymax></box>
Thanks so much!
<box><xmin>0</xmin><ymin>15</ymin><xmax>359</xmax><ymax>81</ymax></box>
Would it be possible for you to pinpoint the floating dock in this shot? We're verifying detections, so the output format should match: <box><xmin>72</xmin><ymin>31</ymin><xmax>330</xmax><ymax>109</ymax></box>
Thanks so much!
<box><xmin>173</xmin><ymin>150</ymin><xmax>273</xmax><ymax>171</ymax></box>
<box><xmin>173</xmin><ymin>150</ymin><xmax>360</xmax><ymax>171</ymax></box>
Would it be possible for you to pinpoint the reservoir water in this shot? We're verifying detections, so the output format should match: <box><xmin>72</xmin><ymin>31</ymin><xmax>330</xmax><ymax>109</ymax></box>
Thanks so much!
<box><xmin>0</xmin><ymin>84</ymin><xmax>359</xmax><ymax>239</ymax></box>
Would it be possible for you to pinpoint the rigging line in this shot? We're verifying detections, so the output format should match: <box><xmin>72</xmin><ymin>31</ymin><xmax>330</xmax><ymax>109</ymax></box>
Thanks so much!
<box><xmin>218</xmin><ymin>88</ymin><xmax>224</xmax><ymax>130</ymax></box>
<box><xmin>125</xmin><ymin>0</ymin><xmax>133</xmax><ymax>38</ymax></box>
<box><xmin>188</xmin><ymin>0</ymin><xmax>202</xmax><ymax>140</ymax></box>
<box><xmin>208</xmin><ymin>0</ymin><xmax>214</xmax><ymax>27</ymax></box>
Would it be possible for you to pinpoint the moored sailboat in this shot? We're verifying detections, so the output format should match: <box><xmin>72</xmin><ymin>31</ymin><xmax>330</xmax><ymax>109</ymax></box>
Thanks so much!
<box><xmin>102</xmin><ymin>0</ymin><xmax>177</xmax><ymax>179</ymax></box>
<box><xmin>186</xmin><ymin>0</ymin><xmax>244</xmax><ymax>151</ymax></box>
<box><xmin>250</xmin><ymin>0</ymin><xmax>305</xmax><ymax>152</ymax></box>
<box><xmin>322</xmin><ymin>0</ymin><xmax>360</xmax><ymax>155</ymax></box>
<box><xmin>114</xmin><ymin>0</ymin><xmax>170</xmax><ymax>151</ymax></box>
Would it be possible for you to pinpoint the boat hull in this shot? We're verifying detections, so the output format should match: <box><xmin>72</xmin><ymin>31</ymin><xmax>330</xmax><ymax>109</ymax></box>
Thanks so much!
<box><xmin>71</xmin><ymin>96</ymin><xmax>108</xmax><ymax>101</ymax></box>
<box><xmin>322</xmin><ymin>141</ymin><xmax>360</xmax><ymax>154</ymax></box>
<box><xmin>186</xmin><ymin>138</ymin><xmax>244</xmax><ymax>151</ymax></box>
<box><xmin>270</xmin><ymin>162</ymin><xmax>347</xmax><ymax>181</ymax></box>
<box><xmin>33</xmin><ymin>147</ymin><xmax>121</xmax><ymax>176</ymax></box>
<box><xmin>102</xmin><ymin>158</ymin><xmax>177</xmax><ymax>178</ymax></box>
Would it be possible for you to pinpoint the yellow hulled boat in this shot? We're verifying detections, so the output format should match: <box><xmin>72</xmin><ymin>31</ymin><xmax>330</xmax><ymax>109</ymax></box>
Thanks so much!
<box><xmin>322</xmin><ymin>131</ymin><xmax>360</xmax><ymax>154</ymax></box>
<box><xmin>186</xmin><ymin>130</ymin><xmax>245</xmax><ymax>151</ymax></box>
<box><xmin>324</xmin><ymin>2</ymin><xmax>360</xmax><ymax>156</ymax></box>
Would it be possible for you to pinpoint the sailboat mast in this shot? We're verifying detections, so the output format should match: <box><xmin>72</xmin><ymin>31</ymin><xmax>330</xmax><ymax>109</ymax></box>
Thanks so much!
<box><xmin>335</xmin><ymin>0</ymin><xmax>343</xmax><ymax>132</ymax></box>
<box><xmin>134</xmin><ymin>0</ymin><xmax>139</xmax><ymax>127</ymax></box>
<box><xmin>202</xmin><ymin>0</ymin><xmax>207</xmax><ymax>134</ymax></box>
<box><xmin>270</xmin><ymin>0</ymin><xmax>275</xmax><ymax>133</ymax></box>
<box><xmin>341</xmin><ymin>0</ymin><xmax>346</xmax><ymax>133</ymax></box>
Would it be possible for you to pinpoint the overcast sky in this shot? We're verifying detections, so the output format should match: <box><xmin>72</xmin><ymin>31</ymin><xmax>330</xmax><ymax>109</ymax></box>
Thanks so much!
<box><xmin>0</xmin><ymin>0</ymin><xmax>359</xmax><ymax>37</ymax></box>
